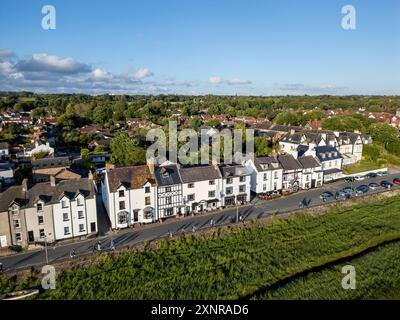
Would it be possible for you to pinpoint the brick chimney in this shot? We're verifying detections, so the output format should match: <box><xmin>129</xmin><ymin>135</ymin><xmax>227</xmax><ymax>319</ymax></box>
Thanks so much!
<box><xmin>88</xmin><ymin>170</ymin><xmax>94</xmax><ymax>180</ymax></box>
<box><xmin>22</xmin><ymin>178</ymin><xmax>28</xmax><ymax>192</ymax></box>
<box><xmin>50</xmin><ymin>175</ymin><xmax>56</xmax><ymax>187</ymax></box>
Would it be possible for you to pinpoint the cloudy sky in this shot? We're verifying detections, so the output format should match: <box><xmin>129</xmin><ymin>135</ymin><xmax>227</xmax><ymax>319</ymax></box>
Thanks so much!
<box><xmin>0</xmin><ymin>0</ymin><xmax>399</xmax><ymax>95</ymax></box>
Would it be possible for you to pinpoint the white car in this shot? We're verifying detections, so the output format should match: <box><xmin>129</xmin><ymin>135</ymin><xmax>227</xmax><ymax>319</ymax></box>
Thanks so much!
<box><xmin>354</xmin><ymin>175</ymin><xmax>366</xmax><ymax>181</ymax></box>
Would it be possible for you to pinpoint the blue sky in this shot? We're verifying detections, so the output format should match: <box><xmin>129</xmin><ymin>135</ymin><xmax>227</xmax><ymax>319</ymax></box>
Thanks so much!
<box><xmin>0</xmin><ymin>0</ymin><xmax>399</xmax><ymax>95</ymax></box>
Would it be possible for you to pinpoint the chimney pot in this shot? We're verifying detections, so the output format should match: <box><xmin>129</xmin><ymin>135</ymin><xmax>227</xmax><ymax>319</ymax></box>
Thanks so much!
<box><xmin>50</xmin><ymin>175</ymin><xmax>56</xmax><ymax>187</ymax></box>
<box><xmin>22</xmin><ymin>178</ymin><xmax>28</xmax><ymax>192</ymax></box>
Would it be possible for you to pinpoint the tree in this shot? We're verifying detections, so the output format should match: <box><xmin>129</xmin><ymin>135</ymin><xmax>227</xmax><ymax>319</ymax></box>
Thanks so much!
<box><xmin>110</xmin><ymin>132</ymin><xmax>146</xmax><ymax>166</ymax></box>
<box><xmin>254</xmin><ymin>137</ymin><xmax>271</xmax><ymax>156</ymax></box>
<box><xmin>368</xmin><ymin>123</ymin><xmax>399</xmax><ymax>150</ymax></box>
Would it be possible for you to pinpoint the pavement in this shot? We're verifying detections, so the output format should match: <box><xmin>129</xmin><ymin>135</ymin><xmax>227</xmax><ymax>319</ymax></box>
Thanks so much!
<box><xmin>1</xmin><ymin>172</ymin><xmax>399</xmax><ymax>273</ymax></box>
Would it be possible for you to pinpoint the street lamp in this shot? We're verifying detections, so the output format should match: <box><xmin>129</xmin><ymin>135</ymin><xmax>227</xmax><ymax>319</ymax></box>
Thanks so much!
<box><xmin>44</xmin><ymin>235</ymin><xmax>49</xmax><ymax>265</ymax></box>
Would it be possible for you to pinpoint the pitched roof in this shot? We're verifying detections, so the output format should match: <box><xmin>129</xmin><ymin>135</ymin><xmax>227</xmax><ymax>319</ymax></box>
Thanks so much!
<box><xmin>315</xmin><ymin>146</ymin><xmax>343</xmax><ymax>161</ymax></box>
<box><xmin>0</xmin><ymin>179</ymin><xmax>95</xmax><ymax>212</ymax></box>
<box><xmin>31</xmin><ymin>156</ymin><xmax>71</xmax><ymax>169</ymax></box>
<box><xmin>277</xmin><ymin>154</ymin><xmax>302</xmax><ymax>170</ymax></box>
<box><xmin>298</xmin><ymin>156</ymin><xmax>320</xmax><ymax>169</ymax></box>
<box><xmin>154</xmin><ymin>165</ymin><xmax>182</xmax><ymax>186</ymax></box>
<box><xmin>219</xmin><ymin>164</ymin><xmax>250</xmax><ymax>178</ymax></box>
<box><xmin>107</xmin><ymin>165</ymin><xmax>155</xmax><ymax>192</ymax></box>
<box><xmin>179</xmin><ymin>165</ymin><xmax>221</xmax><ymax>183</ymax></box>
<box><xmin>254</xmin><ymin>156</ymin><xmax>281</xmax><ymax>171</ymax></box>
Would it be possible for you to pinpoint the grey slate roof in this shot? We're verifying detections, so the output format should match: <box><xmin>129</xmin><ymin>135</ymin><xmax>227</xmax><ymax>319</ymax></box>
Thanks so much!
<box><xmin>315</xmin><ymin>146</ymin><xmax>343</xmax><ymax>162</ymax></box>
<box><xmin>277</xmin><ymin>154</ymin><xmax>303</xmax><ymax>170</ymax></box>
<box><xmin>254</xmin><ymin>157</ymin><xmax>281</xmax><ymax>171</ymax></box>
<box><xmin>298</xmin><ymin>156</ymin><xmax>320</xmax><ymax>169</ymax></box>
<box><xmin>154</xmin><ymin>165</ymin><xmax>182</xmax><ymax>186</ymax></box>
<box><xmin>219</xmin><ymin>164</ymin><xmax>250</xmax><ymax>178</ymax></box>
<box><xmin>0</xmin><ymin>179</ymin><xmax>95</xmax><ymax>212</ymax></box>
<box><xmin>32</xmin><ymin>156</ymin><xmax>71</xmax><ymax>169</ymax></box>
<box><xmin>179</xmin><ymin>165</ymin><xmax>221</xmax><ymax>183</ymax></box>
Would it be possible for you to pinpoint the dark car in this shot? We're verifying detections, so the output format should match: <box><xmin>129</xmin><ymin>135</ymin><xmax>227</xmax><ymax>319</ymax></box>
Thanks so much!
<box><xmin>393</xmin><ymin>178</ymin><xmax>400</xmax><ymax>185</ymax></box>
<box><xmin>335</xmin><ymin>190</ymin><xmax>347</xmax><ymax>200</ymax></box>
<box><xmin>320</xmin><ymin>191</ymin><xmax>334</xmax><ymax>202</ymax></box>
<box><xmin>342</xmin><ymin>187</ymin><xmax>354</xmax><ymax>196</ymax></box>
<box><xmin>366</xmin><ymin>172</ymin><xmax>377</xmax><ymax>178</ymax></box>
<box><xmin>381</xmin><ymin>181</ymin><xmax>393</xmax><ymax>189</ymax></box>
<box><xmin>344</xmin><ymin>177</ymin><xmax>355</xmax><ymax>183</ymax></box>
<box><xmin>368</xmin><ymin>182</ymin><xmax>380</xmax><ymax>190</ymax></box>
<box><xmin>355</xmin><ymin>185</ymin><xmax>369</xmax><ymax>195</ymax></box>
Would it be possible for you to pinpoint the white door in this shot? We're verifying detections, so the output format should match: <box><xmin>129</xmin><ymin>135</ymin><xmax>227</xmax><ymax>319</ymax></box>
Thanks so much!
<box><xmin>0</xmin><ymin>235</ymin><xmax>7</xmax><ymax>248</ymax></box>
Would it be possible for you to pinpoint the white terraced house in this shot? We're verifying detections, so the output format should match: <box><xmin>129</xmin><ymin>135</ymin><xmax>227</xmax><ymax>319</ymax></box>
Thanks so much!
<box><xmin>244</xmin><ymin>156</ymin><xmax>283</xmax><ymax>195</ymax></box>
<box><xmin>102</xmin><ymin>165</ymin><xmax>157</xmax><ymax>229</ymax></box>
<box><xmin>278</xmin><ymin>131</ymin><xmax>367</xmax><ymax>165</ymax></box>
<box><xmin>297</xmin><ymin>156</ymin><xmax>323</xmax><ymax>189</ymax></box>
<box><xmin>218</xmin><ymin>164</ymin><xmax>251</xmax><ymax>207</ymax></box>
<box><xmin>277</xmin><ymin>154</ymin><xmax>303</xmax><ymax>193</ymax></box>
<box><xmin>179</xmin><ymin>164</ymin><xmax>223</xmax><ymax>214</ymax></box>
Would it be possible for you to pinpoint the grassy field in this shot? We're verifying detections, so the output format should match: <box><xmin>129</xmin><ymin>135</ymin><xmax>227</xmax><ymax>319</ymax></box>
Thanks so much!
<box><xmin>256</xmin><ymin>241</ymin><xmax>400</xmax><ymax>300</ymax></box>
<box><xmin>1</xmin><ymin>193</ymin><xmax>400</xmax><ymax>300</ymax></box>
<box><xmin>343</xmin><ymin>160</ymin><xmax>382</xmax><ymax>174</ymax></box>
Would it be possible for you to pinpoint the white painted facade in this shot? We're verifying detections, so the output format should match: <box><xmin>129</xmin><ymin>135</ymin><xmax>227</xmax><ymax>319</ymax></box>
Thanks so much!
<box><xmin>244</xmin><ymin>159</ymin><xmax>283</xmax><ymax>194</ymax></box>
<box><xmin>102</xmin><ymin>171</ymin><xmax>157</xmax><ymax>229</ymax></box>
<box><xmin>53</xmin><ymin>192</ymin><xmax>97</xmax><ymax>240</ymax></box>
<box><xmin>220</xmin><ymin>174</ymin><xmax>251</xmax><ymax>206</ymax></box>
<box><xmin>182</xmin><ymin>178</ymin><xmax>223</xmax><ymax>213</ymax></box>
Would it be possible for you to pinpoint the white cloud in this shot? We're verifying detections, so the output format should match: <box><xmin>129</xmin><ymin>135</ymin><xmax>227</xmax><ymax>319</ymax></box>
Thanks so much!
<box><xmin>16</xmin><ymin>54</ymin><xmax>91</xmax><ymax>74</ymax></box>
<box><xmin>0</xmin><ymin>61</ymin><xmax>15</xmax><ymax>76</ymax></box>
<box><xmin>208</xmin><ymin>76</ymin><xmax>223</xmax><ymax>84</ymax></box>
<box><xmin>90</xmin><ymin>68</ymin><xmax>113</xmax><ymax>81</ymax></box>
<box><xmin>0</xmin><ymin>49</ymin><xmax>15</xmax><ymax>59</ymax></box>
<box><xmin>134</xmin><ymin>68</ymin><xmax>153</xmax><ymax>79</ymax></box>
<box><xmin>227</xmin><ymin>78</ymin><xmax>252</xmax><ymax>85</ymax></box>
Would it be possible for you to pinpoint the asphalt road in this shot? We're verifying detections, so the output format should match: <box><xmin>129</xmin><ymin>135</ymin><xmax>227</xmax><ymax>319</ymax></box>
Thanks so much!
<box><xmin>1</xmin><ymin>172</ymin><xmax>399</xmax><ymax>273</ymax></box>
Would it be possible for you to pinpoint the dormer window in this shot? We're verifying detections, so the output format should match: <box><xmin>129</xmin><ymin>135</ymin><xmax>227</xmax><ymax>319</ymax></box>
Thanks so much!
<box><xmin>77</xmin><ymin>197</ymin><xmax>84</xmax><ymax>206</ymax></box>
<box><xmin>61</xmin><ymin>200</ymin><xmax>68</xmax><ymax>208</ymax></box>
<box><xmin>119</xmin><ymin>190</ymin><xmax>125</xmax><ymax>197</ymax></box>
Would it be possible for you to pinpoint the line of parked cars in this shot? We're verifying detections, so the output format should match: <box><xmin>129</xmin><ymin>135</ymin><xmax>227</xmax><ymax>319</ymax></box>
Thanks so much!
<box><xmin>320</xmin><ymin>176</ymin><xmax>400</xmax><ymax>202</ymax></box>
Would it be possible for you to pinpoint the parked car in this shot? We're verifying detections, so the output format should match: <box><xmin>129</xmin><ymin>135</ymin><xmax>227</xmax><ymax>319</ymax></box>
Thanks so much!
<box><xmin>368</xmin><ymin>182</ymin><xmax>380</xmax><ymax>190</ymax></box>
<box><xmin>320</xmin><ymin>191</ymin><xmax>334</xmax><ymax>202</ymax></box>
<box><xmin>342</xmin><ymin>187</ymin><xmax>355</xmax><ymax>196</ymax></box>
<box><xmin>355</xmin><ymin>185</ymin><xmax>369</xmax><ymax>195</ymax></box>
<box><xmin>335</xmin><ymin>190</ymin><xmax>347</xmax><ymax>200</ymax></box>
<box><xmin>381</xmin><ymin>181</ymin><xmax>393</xmax><ymax>189</ymax></box>
<box><xmin>354</xmin><ymin>175</ymin><xmax>366</xmax><ymax>181</ymax></box>
<box><xmin>365</xmin><ymin>172</ymin><xmax>377</xmax><ymax>178</ymax></box>
<box><xmin>393</xmin><ymin>178</ymin><xmax>400</xmax><ymax>185</ymax></box>
<box><xmin>376</xmin><ymin>171</ymin><xmax>388</xmax><ymax>177</ymax></box>
<box><xmin>344</xmin><ymin>177</ymin><xmax>355</xmax><ymax>183</ymax></box>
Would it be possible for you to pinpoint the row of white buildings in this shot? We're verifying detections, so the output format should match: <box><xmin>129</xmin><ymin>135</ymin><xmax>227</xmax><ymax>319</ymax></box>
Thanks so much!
<box><xmin>101</xmin><ymin>149</ymin><xmax>335</xmax><ymax>229</ymax></box>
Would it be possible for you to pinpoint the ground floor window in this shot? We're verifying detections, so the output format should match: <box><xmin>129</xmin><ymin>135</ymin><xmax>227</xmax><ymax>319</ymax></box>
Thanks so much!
<box><xmin>79</xmin><ymin>224</ymin><xmax>85</xmax><ymax>232</ymax></box>
<box><xmin>225</xmin><ymin>196</ymin><xmax>235</xmax><ymax>206</ymax></box>
<box><xmin>118</xmin><ymin>211</ymin><xmax>128</xmax><ymax>224</ymax></box>
<box><xmin>15</xmin><ymin>232</ymin><xmax>22</xmax><ymax>242</ymax></box>
<box><xmin>143</xmin><ymin>208</ymin><xmax>153</xmax><ymax>220</ymax></box>
<box><xmin>39</xmin><ymin>229</ymin><xmax>45</xmax><ymax>238</ymax></box>
<box><xmin>237</xmin><ymin>194</ymin><xmax>247</xmax><ymax>203</ymax></box>
<box><xmin>165</xmin><ymin>208</ymin><xmax>174</xmax><ymax>216</ymax></box>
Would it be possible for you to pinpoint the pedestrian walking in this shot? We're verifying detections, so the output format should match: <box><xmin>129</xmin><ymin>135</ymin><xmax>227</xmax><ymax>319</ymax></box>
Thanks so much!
<box><xmin>239</xmin><ymin>214</ymin><xmax>244</xmax><ymax>223</ymax></box>
<box><xmin>70</xmin><ymin>249</ymin><xmax>76</xmax><ymax>258</ymax></box>
<box><xmin>110</xmin><ymin>239</ymin><xmax>115</xmax><ymax>251</ymax></box>
<box><xmin>97</xmin><ymin>241</ymin><xmax>102</xmax><ymax>251</ymax></box>
<box><xmin>0</xmin><ymin>262</ymin><xmax>3</xmax><ymax>273</ymax></box>
<box><xmin>168</xmin><ymin>230</ymin><xmax>173</xmax><ymax>238</ymax></box>
<box><xmin>192</xmin><ymin>225</ymin><xmax>196</xmax><ymax>233</ymax></box>
<box><xmin>210</xmin><ymin>218</ymin><xmax>214</xmax><ymax>228</ymax></box>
